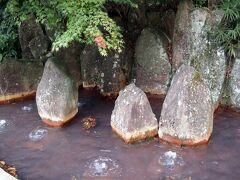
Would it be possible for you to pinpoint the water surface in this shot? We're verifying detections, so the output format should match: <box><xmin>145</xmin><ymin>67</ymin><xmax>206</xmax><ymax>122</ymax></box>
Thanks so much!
<box><xmin>0</xmin><ymin>89</ymin><xmax>240</xmax><ymax>180</ymax></box>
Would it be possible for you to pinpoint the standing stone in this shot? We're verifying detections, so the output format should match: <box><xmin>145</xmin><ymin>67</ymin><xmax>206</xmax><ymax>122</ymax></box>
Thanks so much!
<box><xmin>172</xmin><ymin>7</ymin><xmax>226</xmax><ymax>109</ymax></box>
<box><xmin>172</xmin><ymin>0</ymin><xmax>193</xmax><ymax>69</ymax></box>
<box><xmin>0</xmin><ymin>59</ymin><xmax>43</xmax><ymax>104</ymax></box>
<box><xmin>223</xmin><ymin>51</ymin><xmax>240</xmax><ymax>109</ymax></box>
<box><xmin>36</xmin><ymin>58</ymin><xmax>78</xmax><ymax>127</ymax></box>
<box><xmin>80</xmin><ymin>43</ymin><xmax>133</xmax><ymax>96</ymax></box>
<box><xmin>111</xmin><ymin>83</ymin><xmax>158</xmax><ymax>143</ymax></box>
<box><xmin>159</xmin><ymin>65</ymin><xmax>213</xmax><ymax>146</ymax></box>
<box><xmin>18</xmin><ymin>15</ymin><xmax>49</xmax><ymax>59</ymax></box>
<box><xmin>188</xmin><ymin>9</ymin><xmax>226</xmax><ymax>109</ymax></box>
<box><xmin>135</xmin><ymin>28</ymin><xmax>171</xmax><ymax>95</ymax></box>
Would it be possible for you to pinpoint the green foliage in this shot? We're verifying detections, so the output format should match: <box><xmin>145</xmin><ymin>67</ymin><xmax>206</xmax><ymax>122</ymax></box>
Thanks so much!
<box><xmin>193</xmin><ymin>0</ymin><xmax>207</xmax><ymax>8</ymax></box>
<box><xmin>1</xmin><ymin>0</ymin><xmax>138</xmax><ymax>57</ymax></box>
<box><xmin>0</xmin><ymin>2</ymin><xmax>19</xmax><ymax>61</ymax></box>
<box><xmin>215</xmin><ymin>0</ymin><xmax>240</xmax><ymax>57</ymax></box>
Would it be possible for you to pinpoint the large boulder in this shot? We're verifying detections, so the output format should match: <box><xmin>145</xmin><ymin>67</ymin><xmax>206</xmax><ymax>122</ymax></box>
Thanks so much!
<box><xmin>0</xmin><ymin>59</ymin><xmax>43</xmax><ymax>104</ymax></box>
<box><xmin>18</xmin><ymin>15</ymin><xmax>49</xmax><ymax>59</ymax></box>
<box><xmin>135</xmin><ymin>28</ymin><xmax>171</xmax><ymax>95</ymax></box>
<box><xmin>55</xmin><ymin>42</ymin><xmax>83</xmax><ymax>86</ymax></box>
<box><xmin>158</xmin><ymin>65</ymin><xmax>214</xmax><ymax>146</ymax></box>
<box><xmin>188</xmin><ymin>9</ymin><xmax>226</xmax><ymax>109</ymax></box>
<box><xmin>172</xmin><ymin>7</ymin><xmax>226</xmax><ymax>109</ymax></box>
<box><xmin>36</xmin><ymin>58</ymin><xmax>78</xmax><ymax>127</ymax></box>
<box><xmin>111</xmin><ymin>83</ymin><xmax>158</xmax><ymax>143</ymax></box>
<box><xmin>81</xmin><ymin>44</ymin><xmax>134</xmax><ymax>96</ymax></box>
<box><xmin>222</xmin><ymin>51</ymin><xmax>240</xmax><ymax>110</ymax></box>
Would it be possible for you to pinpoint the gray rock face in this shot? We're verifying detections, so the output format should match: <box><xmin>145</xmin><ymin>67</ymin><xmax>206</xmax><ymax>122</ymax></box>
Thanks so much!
<box><xmin>172</xmin><ymin>0</ymin><xmax>193</xmax><ymax>69</ymax></box>
<box><xmin>18</xmin><ymin>15</ymin><xmax>49</xmax><ymax>59</ymax></box>
<box><xmin>188</xmin><ymin>9</ymin><xmax>226</xmax><ymax>108</ymax></box>
<box><xmin>159</xmin><ymin>65</ymin><xmax>214</xmax><ymax>145</ymax></box>
<box><xmin>135</xmin><ymin>28</ymin><xmax>171</xmax><ymax>95</ymax></box>
<box><xmin>36</xmin><ymin>58</ymin><xmax>78</xmax><ymax>127</ymax></box>
<box><xmin>55</xmin><ymin>42</ymin><xmax>83</xmax><ymax>86</ymax></box>
<box><xmin>81</xmin><ymin>44</ymin><xmax>133</xmax><ymax>96</ymax></box>
<box><xmin>111</xmin><ymin>83</ymin><xmax>158</xmax><ymax>143</ymax></box>
<box><xmin>80</xmin><ymin>45</ymin><xmax>104</xmax><ymax>88</ymax></box>
<box><xmin>173</xmin><ymin>7</ymin><xmax>226</xmax><ymax>108</ymax></box>
<box><xmin>0</xmin><ymin>59</ymin><xmax>43</xmax><ymax>103</ymax></box>
<box><xmin>225</xmin><ymin>53</ymin><xmax>240</xmax><ymax>109</ymax></box>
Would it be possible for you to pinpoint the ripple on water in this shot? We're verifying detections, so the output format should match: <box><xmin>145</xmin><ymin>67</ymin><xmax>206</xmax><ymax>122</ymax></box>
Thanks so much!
<box><xmin>158</xmin><ymin>151</ymin><xmax>185</xmax><ymax>169</ymax></box>
<box><xmin>22</xmin><ymin>104</ymin><xmax>33</xmax><ymax>112</ymax></box>
<box><xmin>29</xmin><ymin>127</ymin><xmax>48</xmax><ymax>141</ymax></box>
<box><xmin>0</xmin><ymin>119</ymin><xmax>12</xmax><ymax>134</ymax></box>
<box><xmin>83</xmin><ymin>156</ymin><xmax>122</xmax><ymax>178</ymax></box>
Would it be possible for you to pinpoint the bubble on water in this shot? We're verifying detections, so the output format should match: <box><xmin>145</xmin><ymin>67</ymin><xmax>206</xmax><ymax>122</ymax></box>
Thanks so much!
<box><xmin>78</xmin><ymin>99</ymin><xmax>94</xmax><ymax>109</ymax></box>
<box><xmin>84</xmin><ymin>156</ymin><xmax>122</xmax><ymax>178</ymax></box>
<box><xmin>158</xmin><ymin>151</ymin><xmax>184</xmax><ymax>169</ymax></box>
<box><xmin>29</xmin><ymin>127</ymin><xmax>48</xmax><ymax>141</ymax></box>
<box><xmin>22</xmin><ymin>105</ymin><xmax>33</xmax><ymax>112</ymax></box>
<box><xmin>0</xmin><ymin>119</ymin><xmax>12</xmax><ymax>134</ymax></box>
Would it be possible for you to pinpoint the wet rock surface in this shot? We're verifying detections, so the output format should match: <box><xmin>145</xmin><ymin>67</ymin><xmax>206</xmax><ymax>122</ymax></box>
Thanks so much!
<box><xmin>224</xmin><ymin>52</ymin><xmax>240</xmax><ymax>109</ymax></box>
<box><xmin>173</xmin><ymin>7</ymin><xmax>226</xmax><ymax>108</ymax></box>
<box><xmin>159</xmin><ymin>65</ymin><xmax>214</xmax><ymax>145</ymax></box>
<box><xmin>80</xmin><ymin>44</ymin><xmax>133</xmax><ymax>96</ymax></box>
<box><xmin>172</xmin><ymin>0</ymin><xmax>193</xmax><ymax>70</ymax></box>
<box><xmin>111</xmin><ymin>83</ymin><xmax>158</xmax><ymax>143</ymax></box>
<box><xmin>36</xmin><ymin>58</ymin><xmax>78</xmax><ymax>127</ymax></box>
<box><xmin>0</xmin><ymin>89</ymin><xmax>240</xmax><ymax>179</ymax></box>
<box><xmin>135</xmin><ymin>28</ymin><xmax>171</xmax><ymax>95</ymax></box>
<box><xmin>0</xmin><ymin>60</ymin><xmax>43</xmax><ymax>104</ymax></box>
<box><xmin>55</xmin><ymin>42</ymin><xmax>83</xmax><ymax>86</ymax></box>
<box><xmin>18</xmin><ymin>15</ymin><xmax>49</xmax><ymax>59</ymax></box>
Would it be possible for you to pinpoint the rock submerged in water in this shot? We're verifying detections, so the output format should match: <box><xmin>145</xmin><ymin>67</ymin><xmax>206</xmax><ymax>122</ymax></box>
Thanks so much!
<box><xmin>159</xmin><ymin>65</ymin><xmax>214</xmax><ymax>146</ymax></box>
<box><xmin>111</xmin><ymin>83</ymin><xmax>158</xmax><ymax>143</ymax></box>
<box><xmin>36</xmin><ymin>58</ymin><xmax>78</xmax><ymax>127</ymax></box>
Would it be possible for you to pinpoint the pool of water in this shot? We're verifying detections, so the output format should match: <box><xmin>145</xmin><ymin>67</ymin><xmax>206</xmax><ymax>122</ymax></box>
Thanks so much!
<box><xmin>0</xmin><ymin>89</ymin><xmax>240</xmax><ymax>180</ymax></box>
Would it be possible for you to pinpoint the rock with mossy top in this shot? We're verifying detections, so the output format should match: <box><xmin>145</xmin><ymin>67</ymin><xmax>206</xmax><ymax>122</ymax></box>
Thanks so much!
<box><xmin>111</xmin><ymin>83</ymin><xmax>158</xmax><ymax>143</ymax></box>
<box><xmin>173</xmin><ymin>7</ymin><xmax>226</xmax><ymax>109</ymax></box>
<box><xmin>135</xmin><ymin>28</ymin><xmax>171</xmax><ymax>95</ymax></box>
<box><xmin>36</xmin><ymin>58</ymin><xmax>78</xmax><ymax>127</ymax></box>
<box><xmin>159</xmin><ymin>65</ymin><xmax>214</xmax><ymax>146</ymax></box>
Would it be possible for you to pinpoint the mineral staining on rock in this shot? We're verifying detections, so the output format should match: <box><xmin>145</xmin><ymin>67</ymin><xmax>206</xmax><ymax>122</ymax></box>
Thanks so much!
<box><xmin>36</xmin><ymin>58</ymin><xmax>78</xmax><ymax>127</ymax></box>
<box><xmin>0</xmin><ymin>60</ymin><xmax>43</xmax><ymax>104</ymax></box>
<box><xmin>111</xmin><ymin>83</ymin><xmax>158</xmax><ymax>143</ymax></box>
<box><xmin>159</xmin><ymin>65</ymin><xmax>214</xmax><ymax>146</ymax></box>
<box><xmin>135</xmin><ymin>28</ymin><xmax>171</xmax><ymax>95</ymax></box>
